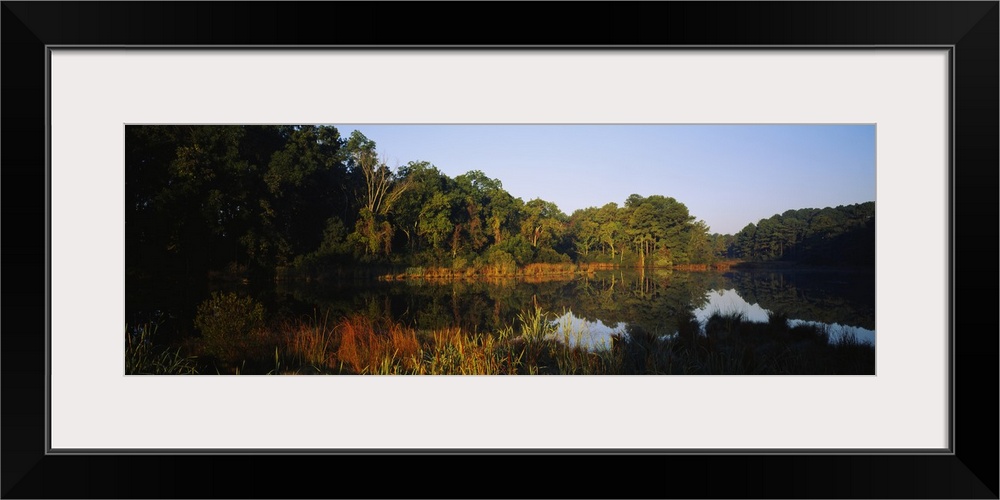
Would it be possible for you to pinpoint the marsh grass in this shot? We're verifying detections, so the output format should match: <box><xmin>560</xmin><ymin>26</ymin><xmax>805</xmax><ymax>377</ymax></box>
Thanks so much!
<box><xmin>516</xmin><ymin>306</ymin><xmax>556</xmax><ymax>342</ymax></box>
<box><xmin>669</xmin><ymin>310</ymin><xmax>874</xmax><ymax>374</ymax></box>
<box><xmin>335</xmin><ymin>315</ymin><xmax>422</xmax><ymax>374</ymax></box>
<box><xmin>125</xmin><ymin>323</ymin><xmax>198</xmax><ymax>375</ymax></box>
<box><xmin>381</xmin><ymin>262</ymin><xmax>583</xmax><ymax>281</ymax></box>
<box><xmin>826</xmin><ymin>329</ymin><xmax>876</xmax><ymax>374</ymax></box>
<box><xmin>286</xmin><ymin>309</ymin><xmax>335</xmax><ymax>370</ymax></box>
<box><xmin>147</xmin><ymin>295</ymin><xmax>874</xmax><ymax>375</ymax></box>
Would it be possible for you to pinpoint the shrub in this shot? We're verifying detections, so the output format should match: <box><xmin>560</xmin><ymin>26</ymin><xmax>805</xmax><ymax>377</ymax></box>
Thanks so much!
<box><xmin>194</xmin><ymin>292</ymin><xmax>266</xmax><ymax>362</ymax></box>
<box><xmin>536</xmin><ymin>247</ymin><xmax>570</xmax><ymax>264</ymax></box>
<box><xmin>495</xmin><ymin>235</ymin><xmax>533</xmax><ymax>265</ymax></box>
<box><xmin>486</xmin><ymin>249</ymin><xmax>517</xmax><ymax>276</ymax></box>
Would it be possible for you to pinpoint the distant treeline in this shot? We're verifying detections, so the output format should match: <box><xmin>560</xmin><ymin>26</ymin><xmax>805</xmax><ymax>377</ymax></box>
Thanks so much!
<box><xmin>725</xmin><ymin>202</ymin><xmax>876</xmax><ymax>265</ymax></box>
<box><xmin>126</xmin><ymin>125</ymin><xmax>874</xmax><ymax>283</ymax></box>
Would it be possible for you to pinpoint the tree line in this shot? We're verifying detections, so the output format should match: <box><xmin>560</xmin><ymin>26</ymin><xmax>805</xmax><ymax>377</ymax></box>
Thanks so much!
<box><xmin>126</xmin><ymin>125</ymin><xmax>873</xmax><ymax>283</ymax></box>
<box><xmin>727</xmin><ymin>202</ymin><xmax>875</xmax><ymax>265</ymax></box>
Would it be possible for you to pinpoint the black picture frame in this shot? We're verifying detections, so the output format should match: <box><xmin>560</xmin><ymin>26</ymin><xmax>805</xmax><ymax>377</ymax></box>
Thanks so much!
<box><xmin>3</xmin><ymin>2</ymin><xmax>996</xmax><ymax>498</ymax></box>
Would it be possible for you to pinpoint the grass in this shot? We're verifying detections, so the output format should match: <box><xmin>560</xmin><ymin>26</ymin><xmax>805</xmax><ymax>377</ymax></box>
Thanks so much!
<box><xmin>335</xmin><ymin>315</ymin><xmax>422</xmax><ymax>374</ymax></box>
<box><xmin>516</xmin><ymin>305</ymin><xmax>556</xmax><ymax>343</ymax></box>
<box><xmin>125</xmin><ymin>323</ymin><xmax>199</xmax><ymax>375</ymax></box>
<box><xmin>135</xmin><ymin>300</ymin><xmax>874</xmax><ymax>375</ymax></box>
<box><xmin>286</xmin><ymin>309</ymin><xmax>335</xmax><ymax>369</ymax></box>
<box><xmin>678</xmin><ymin>310</ymin><xmax>873</xmax><ymax>374</ymax></box>
<box><xmin>380</xmin><ymin>262</ymin><xmax>584</xmax><ymax>281</ymax></box>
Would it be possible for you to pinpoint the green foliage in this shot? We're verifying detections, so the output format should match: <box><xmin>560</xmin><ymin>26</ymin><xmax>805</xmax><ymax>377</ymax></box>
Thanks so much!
<box><xmin>650</xmin><ymin>248</ymin><xmax>674</xmax><ymax>268</ymax></box>
<box><xmin>194</xmin><ymin>292</ymin><xmax>266</xmax><ymax>360</ymax></box>
<box><xmin>165</xmin><ymin>299</ymin><xmax>873</xmax><ymax>375</ymax></box>
<box><xmin>729</xmin><ymin>202</ymin><xmax>875</xmax><ymax>264</ymax></box>
<box><xmin>535</xmin><ymin>247</ymin><xmax>570</xmax><ymax>264</ymax></box>
<box><xmin>345</xmin><ymin>129</ymin><xmax>376</xmax><ymax>156</ymax></box>
<box><xmin>516</xmin><ymin>306</ymin><xmax>557</xmax><ymax>342</ymax></box>
<box><xmin>417</xmin><ymin>191</ymin><xmax>455</xmax><ymax>250</ymax></box>
<box><xmin>494</xmin><ymin>234</ymin><xmax>533</xmax><ymax>266</ymax></box>
<box><xmin>350</xmin><ymin>209</ymin><xmax>394</xmax><ymax>258</ymax></box>
<box><xmin>126</xmin><ymin>124</ymin><xmax>873</xmax><ymax>284</ymax></box>
<box><xmin>126</xmin><ymin>125</ymin><xmax>349</xmax><ymax>278</ymax></box>
<box><xmin>521</xmin><ymin>198</ymin><xmax>567</xmax><ymax>249</ymax></box>
<box><xmin>485</xmin><ymin>248</ymin><xmax>517</xmax><ymax>275</ymax></box>
<box><xmin>318</xmin><ymin>216</ymin><xmax>350</xmax><ymax>255</ymax></box>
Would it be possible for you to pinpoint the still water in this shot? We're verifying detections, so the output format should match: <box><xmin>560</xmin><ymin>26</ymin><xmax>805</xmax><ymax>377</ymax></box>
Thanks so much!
<box><xmin>551</xmin><ymin>287</ymin><xmax>875</xmax><ymax>350</ymax></box>
<box><xmin>265</xmin><ymin>268</ymin><xmax>875</xmax><ymax>351</ymax></box>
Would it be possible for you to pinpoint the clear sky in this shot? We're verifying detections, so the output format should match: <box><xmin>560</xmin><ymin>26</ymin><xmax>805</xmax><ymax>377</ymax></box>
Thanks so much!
<box><xmin>333</xmin><ymin>124</ymin><xmax>875</xmax><ymax>235</ymax></box>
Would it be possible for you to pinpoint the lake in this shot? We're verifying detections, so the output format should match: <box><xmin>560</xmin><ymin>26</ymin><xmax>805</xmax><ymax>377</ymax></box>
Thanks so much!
<box><xmin>262</xmin><ymin>268</ymin><xmax>876</xmax><ymax>351</ymax></box>
<box><xmin>125</xmin><ymin>266</ymin><xmax>875</xmax><ymax>374</ymax></box>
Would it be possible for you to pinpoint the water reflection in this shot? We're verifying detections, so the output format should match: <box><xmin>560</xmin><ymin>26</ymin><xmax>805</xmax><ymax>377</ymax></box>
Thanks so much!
<box><xmin>552</xmin><ymin>286</ymin><xmax>875</xmax><ymax>351</ymax></box>
<box><xmin>696</xmin><ymin>289</ymin><xmax>771</xmax><ymax>323</ymax></box>
<box><xmin>694</xmin><ymin>288</ymin><xmax>875</xmax><ymax>346</ymax></box>
<box><xmin>551</xmin><ymin>310</ymin><xmax>625</xmax><ymax>351</ymax></box>
<box><xmin>276</xmin><ymin>270</ymin><xmax>873</xmax><ymax>340</ymax></box>
<box><xmin>128</xmin><ymin>268</ymin><xmax>875</xmax><ymax>350</ymax></box>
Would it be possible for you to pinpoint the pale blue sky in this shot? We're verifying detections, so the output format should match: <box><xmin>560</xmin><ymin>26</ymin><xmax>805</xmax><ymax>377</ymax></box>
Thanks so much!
<box><xmin>334</xmin><ymin>124</ymin><xmax>875</xmax><ymax>235</ymax></box>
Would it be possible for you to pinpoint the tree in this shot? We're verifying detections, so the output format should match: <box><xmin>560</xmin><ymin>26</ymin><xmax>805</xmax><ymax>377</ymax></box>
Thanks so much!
<box><xmin>454</xmin><ymin>170</ymin><xmax>495</xmax><ymax>253</ymax></box>
<box><xmin>520</xmin><ymin>198</ymin><xmax>567</xmax><ymax>249</ymax></box>
<box><xmin>485</xmin><ymin>190</ymin><xmax>521</xmax><ymax>246</ymax></box>
<box><xmin>128</xmin><ymin>125</ymin><xmax>263</xmax><ymax>277</ymax></box>
<box><xmin>687</xmin><ymin>220</ymin><xmax>712</xmax><ymax>264</ymax></box>
<box><xmin>568</xmin><ymin>207</ymin><xmax>601</xmax><ymax>258</ymax></box>
<box><xmin>353</xmin><ymin>148</ymin><xmax>411</xmax><ymax>221</ymax></box>
<box><xmin>626</xmin><ymin>202</ymin><xmax>656</xmax><ymax>267</ymax></box>
<box><xmin>728</xmin><ymin>202</ymin><xmax>875</xmax><ymax>264</ymax></box>
<box><xmin>262</xmin><ymin>125</ymin><xmax>348</xmax><ymax>265</ymax></box>
<box><xmin>345</xmin><ymin>132</ymin><xmax>411</xmax><ymax>258</ymax></box>
<box><xmin>621</xmin><ymin>195</ymin><xmax>695</xmax><ymax>267</ymax></box>
<box><xmin>395</xmin><ymin>161</ymin><xmax>449</xmax><ymax>252</ymax></box>
<box><xmin>418</xmin><ymin>191</ymin><xmax>455</xmax><ymax>253</ymax></box>
<box><xmin>734</xmin><ymin>222</ymin><xmax>757</xmax><ymax>259</ymax></box>
<box><xmin>595</xmin><ymin>202</ymin><xmax>622</xmax><ymax>260</ymax></box>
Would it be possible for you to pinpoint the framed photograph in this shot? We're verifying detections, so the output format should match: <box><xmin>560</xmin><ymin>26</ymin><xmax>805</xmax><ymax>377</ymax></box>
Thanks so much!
<box><xmin>3</xmin><ymin>2</ymin><xmax>996</xmax><ymax>498</ymax></box>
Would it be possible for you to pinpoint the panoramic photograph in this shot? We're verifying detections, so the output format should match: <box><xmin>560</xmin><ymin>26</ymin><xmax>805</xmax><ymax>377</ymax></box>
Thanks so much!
<box><xmin>125</xmin><ymin>124</ymin><xmax>876</xmax><ymax>375</ymax></box>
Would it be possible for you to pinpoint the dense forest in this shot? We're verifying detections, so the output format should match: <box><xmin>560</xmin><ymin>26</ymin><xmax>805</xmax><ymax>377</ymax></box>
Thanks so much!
<box><xmin>126</xmin><ymin>125</ymin><xmax>874</xmax><ymax>285</ymax></box>
<box><xmin>126</xmin><ymin>125</ymin><xmax>876</xmax><ymax>375</ymax></box>
<box><xmin>727</xmin><ymin>202</ymin><xmax>875</xmax><ymax>265</ymax></box>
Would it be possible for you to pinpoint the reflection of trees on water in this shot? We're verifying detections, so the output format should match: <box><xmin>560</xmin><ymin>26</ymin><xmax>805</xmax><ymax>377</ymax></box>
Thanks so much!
<box><xmin>274</xmin><ymin>272</ymin><xmax>697</xmax><ymax>335</ymax></box>
<box><xmin>567</xmin><ymin>270</ymin><xmax>724</xmax><ymax>336</ymax></box>
<box><xmin>272</xmin><ymin>268</ymin><xmax>874</xmax><ymax>337</ymax></box>
<box><xmin>724</xmin><ymin>270</ymin><xmax>875</xmax><ymax>330</ymax></box>
<box><xmin>278</xmin><ymin>278</ymin><xmax>564</xmax><ymax>333</ymax></box>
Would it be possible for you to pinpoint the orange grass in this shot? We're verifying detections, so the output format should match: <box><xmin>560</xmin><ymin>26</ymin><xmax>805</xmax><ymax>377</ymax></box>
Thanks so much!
<box><xmin>521</xmin><ymin>263</ymin><xmax>577</xmax><ymax>276</ymax></box>
<box><xmin>286</xmin><ymin>311</ymin><xmax>335</xmax><ymax>368</ymax></box>
<box><xmin>335</xmin><ymin>315</ymin><xmax>421</xmax><ymax>374</ymax></box>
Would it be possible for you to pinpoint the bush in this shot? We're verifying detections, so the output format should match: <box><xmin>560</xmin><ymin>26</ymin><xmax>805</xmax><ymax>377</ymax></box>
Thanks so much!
<box><xmin>194</xmin><ymin>292</ymin><xmax>266</xmax><ymax>361</ymax></box>
<box><xmin>486</xmin><ymin>249</ymin><xmax>517</xmax><ymax>275</ymax></box>
<box><xmin>535</xmin><ymin>247</ymin><xmax>570</xmax><ymax>264</ymax></box>
<box><xmin>495</xmin><ymin>235</ymin><xmax>533</xmax><ymax>266</ymax></box>
<box><xmin>650</xmin><ymin>254</ymin><xmax>673</xmax><ymax>268</ymax></box>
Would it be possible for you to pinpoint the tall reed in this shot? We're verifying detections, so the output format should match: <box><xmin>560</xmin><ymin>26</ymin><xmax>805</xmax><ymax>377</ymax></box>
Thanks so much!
<box><xmin>125</xmin><ymin>323</ymin><xmax>199</xmax><ymax>375</ymax></box>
